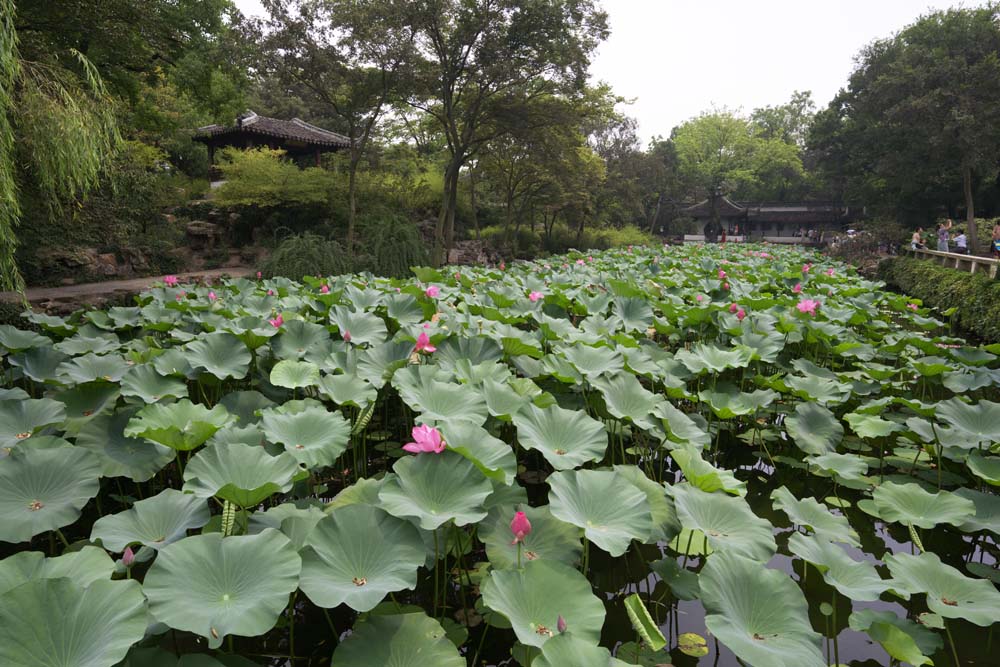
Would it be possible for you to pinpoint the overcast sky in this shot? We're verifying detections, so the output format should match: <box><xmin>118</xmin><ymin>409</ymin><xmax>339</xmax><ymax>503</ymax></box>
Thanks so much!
<box><xmin>233</xmin><ymin>0</ymin><xmax>951</xmax><ymax>142</ymax></box>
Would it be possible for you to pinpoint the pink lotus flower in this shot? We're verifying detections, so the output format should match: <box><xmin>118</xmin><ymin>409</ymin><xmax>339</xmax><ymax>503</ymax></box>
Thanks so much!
<box><xmin>557</xmin><ymin>615</ymin><xmax>567</xmax><ymax>633</ymax></box>
<box><xmin>696</xmin><ymin>294</ymin><xmax>704</xmax><ymax>302</ymax></box>
<box><xmin>403</xmin><ymin>424</ymin><xmax>445</xmax><ymax>454</ymax></box>
<box><xmin>576</xmin><ymin>259</ymin><xmax>585</xmax><ymax>265</ymax></box>
<box><xmin>510</xmin><ymin>511</ymin><xmax>532</xmax><ymax>544</ymax></box>
<box><xmin>529</xmin><ymin>291</ymin><xmax>543</xmax><ymax>302</ymax></box>
<box><xmin>256</xmin><ymin>271</ymin><xmax>262</xmax><ymax>280</ymax></box>
<box><xmin>729</xmin><ymin>303</ymin><xmax>739</xmax><ymax>313</ymax></box>
<box><xmin>737</xmin><ymin>308</ymin><xmax>746</xmax><ymax>321</ymax></box>
<box><xmin>722</xmin><ymin>282</ymin><xmax>729</xmax><ymax>290</ymax></box>
<box><xmin>425</xmin><ymin>285</ymin><xmax>440</xmax><ymax>298</ymax></box>
<box><xmin>792</xmin><ymin>283</ymin><xmax>803</xmax><ymax>294</ymax></box>
<box><xmin>588</xmin><ymin>256</ymin><xmax>594</xmax><ymax>262</ymax></box>
<box><xmin>907</xmin><ymin>303</ymin><xmax>919</xmax><ymax>311</ymax></box>
<box><xmin>122</xmin><ymin>546</ymin><xmax>135</xmax><ymax>567</ymax></box>
<box><xmin>544</xmin><ymin>264</ymin><xmax>552</xmax><ymax>269</ymax></box>
<box><xmin>500</xmin><ymin>261</ymin><xmax>506</xmax><ymax>270</ymax></box>
<box><xmin>267</xmin><ymin>289</ymin><xmax>275</xmax><ymax>296</ymax></box>
<box><xmin>802</xmin><ymin>264</ymin><xmax>811</xmax><ymax>273</ymax></box>
<box><xmin>320</xmin><ymin>284</ymin><xmax>330</xmax><ymax>294</ymax></box>
<box><xmin>163</xmin><ymin>275</ymin><xmax>178</xmax><ymax>287</ymax></box>
<box><xmin>796</xmin><ymin>299</ymin><xmax>821</xmax><ymax>316</ymax></box>
<box><xmin>175</xmin><ymin>291</ymin><xmax>186</xmax><ymax>301</ymax></box>
<box><xmin>208</xmin><ymin>291</ymin><xmax>217</xmax><ymax>301</ymax></box>
<box><xmin>454</xmin><ymin>272</ymin><xmax>461</xmax><ymax>281</ymax></box>
<box><xmin>825</xmin><ymin>268</ymin><xmax>835</xmax><ymax>277</ymax></box>
<box><xmin>415</xmin><ymin>331</ymin><xmax>436</xmax><ymax>354</ymax></box>
<box><xmin>422</xmin><ymin>322</ymin><xmax>432</xmax><ymax>329</ymax></box>
<box><xmin>342</xmin><ymin>329</ymin><xmax>351</xmax><ymax>343</ymax></box>
<box><xmin>268</xmin><ymin>314</ymin><xmax>284</xmax><ymax>328</ymax></box>
<box><xmin>718</xmin><ymin>269</ymin><xmax>727</xmax><ymax>280</ymax></box>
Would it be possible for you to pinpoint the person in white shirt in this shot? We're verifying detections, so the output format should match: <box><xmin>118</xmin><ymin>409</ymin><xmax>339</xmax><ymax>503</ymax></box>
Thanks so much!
<box><xmin>954</xmin><ymin>230</ymin><xmax>968</xmax><ymax>254</ymax></box>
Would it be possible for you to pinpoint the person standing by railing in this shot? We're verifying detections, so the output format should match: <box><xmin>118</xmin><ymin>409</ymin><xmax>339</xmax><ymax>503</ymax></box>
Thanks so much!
<box><xmin>911</xmin><ymin>227</ymin><xmax>926</xmax><ymax>250</ymax></box>
<box><xmin>936</xmin><ymin>219</ymin><xmax>953</xmax><ymax>252</ymax></box>
<box><xmin>992</xmin><ymin>222</ymin><xmax>1000</xmax><ymax>258</ymax></box>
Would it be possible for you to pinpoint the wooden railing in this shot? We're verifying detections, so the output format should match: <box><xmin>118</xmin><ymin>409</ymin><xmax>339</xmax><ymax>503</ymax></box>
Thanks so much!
<box><xmin>905</xmin><ymin>247</ymin><xmax>1000</xmax><ymax>278</ymax></box>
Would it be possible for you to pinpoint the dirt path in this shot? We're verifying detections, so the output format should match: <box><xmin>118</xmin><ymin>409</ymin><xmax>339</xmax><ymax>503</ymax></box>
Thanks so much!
<box><xmin>0</xmin><ymin>267</ymin><xmax>253</xmax><ymax>312</ymax></box>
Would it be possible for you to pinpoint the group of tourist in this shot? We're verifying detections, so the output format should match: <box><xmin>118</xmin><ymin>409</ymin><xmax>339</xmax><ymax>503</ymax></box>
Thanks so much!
<box><xmin>909</xmin><ymin>219</ymin><xmax>1000</xmax><ymax>257</ymax></box>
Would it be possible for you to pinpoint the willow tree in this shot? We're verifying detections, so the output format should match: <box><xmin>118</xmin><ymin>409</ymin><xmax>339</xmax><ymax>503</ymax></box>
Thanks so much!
<box><xmin>0</xmin><ymin>0</ymin><xmax>119</xmax><ymax>292</ymax></box>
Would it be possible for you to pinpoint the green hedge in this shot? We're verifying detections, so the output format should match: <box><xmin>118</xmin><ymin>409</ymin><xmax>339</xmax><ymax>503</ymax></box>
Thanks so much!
<box><xmin>877</xmin><ymin>256</ymin><xmax>1000</xmax><ymax>342</ymax></box>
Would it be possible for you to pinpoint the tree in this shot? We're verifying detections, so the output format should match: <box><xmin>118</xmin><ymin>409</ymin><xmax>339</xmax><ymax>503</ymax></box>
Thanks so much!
<box><xmin>812</xmin><ymin>5</ymin><xmax>1000</xmax><ymax>251</ymax></box>
<box><xmin>750</xmin><ymin>90</ymin><xmax>816</xmax><ymax>147</ymax></box>
<box><xmin>400</xmin><ymin>0</ymin><xmax>609</xmax><ymax>265</ymax></box>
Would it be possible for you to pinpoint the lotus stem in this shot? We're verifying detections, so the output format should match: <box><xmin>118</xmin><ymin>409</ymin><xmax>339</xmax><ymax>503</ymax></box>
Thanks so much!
<box><xmin>433</xmin><ymin>527</ymin><xmax>440</xmax><ymax>616</ymax></box>
<box><xmin>945</xmin><ymin>619</ymin><xmax>960</xmax><ymax>667</ymax></box>
<box><xmin>472</xmin><ymin>621</ymin><xmax>491</xmax><ymax>666</ymax></box>
<box><xmin>55</xmin><ymin>529</ymin><xmax>70</xmax><ymax>548</ymax></box>
<box><xmin>322</xmin><ymin>608</ymin><xmax>338</xmax><ymax>642</ymax></box>
<box><xmin>582</xmin><ymin>536</ymin><xmax>590</xmax><ymax>575</ymax></box>
<box><xmin>517</xmin><ymin>542</ymin><xmax>522</xmax><ymax>569</ymax></box>
<box><xmin>832</xmin><ymin>592</ymin><xmax>840</xmax><ymax>667</ymax></box>
<box><xmin>288</xmin><ymin>590</ymin><xmax>298</xmax><ymax>661</ymax></box>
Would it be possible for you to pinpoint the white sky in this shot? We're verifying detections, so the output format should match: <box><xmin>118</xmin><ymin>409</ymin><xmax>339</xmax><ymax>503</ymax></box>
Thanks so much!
<box><xmin>234</xmin><ymin>0</ymin><xmax>951</xmax><ymax>142</ymax></box>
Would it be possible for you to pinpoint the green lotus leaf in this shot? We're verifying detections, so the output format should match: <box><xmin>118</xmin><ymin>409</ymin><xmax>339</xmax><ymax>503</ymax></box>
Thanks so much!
<box><xmin>787</xmin><ymin>533</ymin><xmax>888</xmax><ymax>600</ymax></box>
<box><xmin>317</xmin><ymin>372</ymin><xmax>377</xmax><ymax>408</ymax></box>
<box><xmin>56</xmin><ymin>352</ymin><xmax>131</xmax><ymax>384</ymax></box>
<box><xmin>591</xmin><ymin>374</ymin><xmax>662</xmax><ymax>431</ymax></box>
<box><xmin>845</xmin><ymin>412</ymin><xmax>903</xmax><ymax>439</ymax></box>
<box><xmin>377</xmin><ymin>450</ymin><xmax>492</xmax><ymax>530</ymax></box>
<box><xmin>675</xmin><ymin>343</ymin><xmax>752</xmax><ymax>375</ymax></box>
<box><xmin>298</xmin><ymin>504</ymin><xmax>425</xmax><ymax>611</ymax></box>
<box><xmin>885</xmin><ymin>550</ymin><xmax>1000</xmax><ymax>626</ymax></box>
<box><xmin>438</xmin><ymin>422</ymin><xmax>516</xmax><ymax>484</ymax></box>
<box><xmin>357</xmin><ymin>339</ymin><xmax>417</xmax><ymax>388</ymax></box>
<box><xmin>623</xmin><ymin>593</ymin><xmax>666</xmax><ymax>651</ymax></box>
<box><xmin>384</xmin><ymin>292</ymin><xmax>427</xmax><ymax>326</ymax></box>
<box><xmin>0</xmin><ymin>578</ymin><xmax>146</xmax><ymax>667</ymax></box>
<box><xmin>219</xmin><ymin>390</ymin><xmax>276</xmax><ymax>425</ymax></box>
<box><xmin>481</xmin><ymin>376</ymin><xmax>532</xmax><ymax>418</ymax></box>
<box><xmin>936</xmin><ymin>398</ymin><xmax>1000</xmax><ymax>444</ymax></box>
<box><xmin>848</xmin><ymin>609</ymin><xmax>941</xmax><ymax>667</ymax></box>
<box><xmin>327</xmin><ymin>476</ymin><xmax>386</xmax><ymax>511</ymax></box>
<box><xmin>54</xmin><ymin>330</ymin><xmax>119</xmax><ymax>356</ymax></box>
<box><xmin>560</xmin><ymin>343</ymin><xmax>624</xmax><ymax>378</ymax></box>
<box><xmin>144</xmin><ymin>529</ymin><xmax>302</xmax><ymax>648</ymax></box>
<box><xmin>872</xmin><ymin>481</ymin><xmax>975</xmax><ymax>529</ymax></box>
<box><xmin>967</xmin><ymin>450</ymin><xmax>1000</xmax><ymax>486</ymax></box>
<box><xmin>701</xmin><ymin>551</ymin><xmax>825</xmax><ymax>667</ymax></box>
<box><xmin>247</xmin><ymin>501</ymin><xmax>325</xmax><ymax>548</ymax></box>
<box><xmin>670</xmin><ymin>445</ymin><xmax>746</xmax><ymax>496</ymax></box>
<box><xmin>770</xmin><ymin>487</ymin><xmax>859</xmax><ymax>546</ymax></box>
<box><xmin>670</xmin><ymin>483</ymin><xmax>776</xmax><ymax>561</ymax></box>
<box><xmin>534</xmin><ymin>632</ymin><xmax>628</xmax><ymax>667</ymax></box>
<box><xmin>698</xmin><ymin>384</ymin><xmax>777</xmax><ymax>419</ymax></box>
<box><xmin>120</xmin><ymin>364</ymin><xmax>188</xmax><ymax>403</ymax></box>
<box><xmin>785</xmin><ymin>402</ymin><xmax>842</xmax><ymax>456</ymax></box>
<box><xmin>653</xmin><ymin>401</ymin><xmax>710</xmax><ymax>448</ymax></box>
<box><xmin>806</xmin><ymin>452</ymin><xmax>868</xmax><ymax>482</ymax></box>
<box><xmin>185</xmin><ymin>332</ymin><xmax>251</xmax><ymax>380</ymax></box>
<box><xmin>0</xmin><ymin>324</ymin><xmax>50</xmax><ymax>351</ymax></box>
<box><xmin>613</xmin><ymin>464</ymin><xmax>682</xmax><ymax>542</ymax></box>
<box><xmin>259</xmin><ymin>403</ymin><xmax>350</xmax><ymax>468</ymax></box>
<box><xmin>270</xmin><ymin>319</ymin><xmax>332</xmax><ymax>360</ymax></box>
<box><xmin>613</xmin><ymin>296</ymin><xmax>654</xmax><ymax>332</ymax></box>
<box><xmin>329</xmin><ymin>305</ymin><xmax>388</xmax><ymax>346</ymax></box>
<box><xmin>76</xmin><ymin>409</ymin><xmax>175</xmax><ymax>482</ymax></box>
<box><xmin>513</xmin><ymin>403</ymin><xmax>607</xmax><ymax>470</ymax></box>
<box><xmin>481</xmin><ymin>559</ymin><xmax>605</xmax><ymax>648</ymax></box>
<box><xmin>124</xmin><ymin>399</ymin><xmax>235</xmax><ymax>451</ymax></box>
<box><xmin>269</xmin><ymin>359</ymin><xmax>321</xmax><ymax>390</ymax></box>
<box><xmin>0</xmin><ymin>398</ymin><xmax>66</xmax><ymax>448</ymax></box>
<box><xmin>150</xmin><ymin>347</ymin><xmax>195</xmax><ymax>378</ymax></box>
<box><xmin>481</xmin><ymin>503</ymin><xmax>582</xmax><ymax>569</ymax></box>
<box><xmin>403</xmin><ymin>379</ymin><xmax>489</xmax><ymax>426</ymax></box>
<box><xmin>0</xmin><ymin>446</ymin><xmax>100</xmax><ymax>543</ymax></box>
<box><xmin>784</xmin><ymin>373</ymin><xmax>853</xmax><ymax>405</ymax></box>
<box><xmin>52</xmin><ymin>383</ymin><xmax>120</xmax><ymax>435</ymax></box>
<box><xmin>183</xmin><ymin>442</ymin><xmax>302</xmax><ymax>508</ymax></box>
<box><xmin>0</xmin><ymin>546</ymin><xmax>114</xmax><ymax>596</ymax></box>
<box><xmin>91</xmin><ymin>488</ymin><xmax>210</xmax><ymax>551</ymax></box>
<box><xmin>954</xmin><ymin>487</ymin><xmax>1000</xmax><ymax>534</ymax></box>
<box><xmin>547</xmin><ymin>469</ymin><xmax>652</xmax><ymax>556</ymax></box>
<box><xmin>330</xmin><ymin>612</ymin><xmax>464</xmax><ymax>667</ymax></box>
<box><xmin>649</xmin><ymin>557</ymin><xmax>700</xmax><ymax>600</ymax></box>
<box><xmin>8</xmin><ymin>345</ymin><xmax>69</xmax><ymax>383</ymax></box>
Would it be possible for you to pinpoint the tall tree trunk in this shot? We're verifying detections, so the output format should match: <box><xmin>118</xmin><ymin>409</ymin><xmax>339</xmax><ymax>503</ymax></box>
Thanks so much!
<box><xmin>469</xmin><ymin>166</ymin><xmax>479</xmax><ymax>240</ymax></box>
<box><xmin>347</xmin><ymin>154</ymin><xmax>359</xmax><ymax>256</ymax></box>
<box><xmin>444</xmin><ymin>165</ymin><xmax>459</xmax><ymax>259</ymax></box>
<box><xmin>648</xmin><ymin>192</ymin><xmax>663</xmax><ymax>234</ymax></box>
<box><xmin>433</xmin><ymin>158</ymin><xmax>459</xmax><ymax>266</ymax></box>
<box><xmin>964</xmin><ymin>165</ymin><xmax>979</xmax><ymax>255</ymax></box>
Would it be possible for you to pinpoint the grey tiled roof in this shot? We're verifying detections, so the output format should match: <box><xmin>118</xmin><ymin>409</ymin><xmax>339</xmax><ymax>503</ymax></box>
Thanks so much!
<box><xmin>194</xmin><ymin>111</ymin><xmax>351</xmax><ymax>148</ymax></box>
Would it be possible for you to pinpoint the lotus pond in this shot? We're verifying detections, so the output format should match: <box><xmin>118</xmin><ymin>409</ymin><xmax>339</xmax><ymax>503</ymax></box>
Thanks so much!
<box><xmin>1</xmin><ymin>244</ymin><xmax>999</xmax><ymax>667</ymax></box>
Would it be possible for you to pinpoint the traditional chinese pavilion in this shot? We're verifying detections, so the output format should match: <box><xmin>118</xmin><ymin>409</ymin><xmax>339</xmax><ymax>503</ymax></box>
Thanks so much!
<box><xmin>193</xmin><ymin>111</ymin><xmax>351</xmax><ymax>169</ymax></box>
<box><xmin>677</xmin><ymin>195</ymin><xmax>863</xmax><ymax>244</ymax></box>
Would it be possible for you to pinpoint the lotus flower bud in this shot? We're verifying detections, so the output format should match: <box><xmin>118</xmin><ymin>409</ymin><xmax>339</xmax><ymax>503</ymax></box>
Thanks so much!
<box><xmin>122</xmin><ymin>546</ymin><xmax>135</xmax><ymax>567</ymax></box>
<box><xmin>510</xmin><ymin>511</ymin><xmax>532</xmax><ymax>544</ymax></box>
<box><xmin>557</xmin><ymin>615</ymin><xmax>567</xmax><ymax>633</ymax></box>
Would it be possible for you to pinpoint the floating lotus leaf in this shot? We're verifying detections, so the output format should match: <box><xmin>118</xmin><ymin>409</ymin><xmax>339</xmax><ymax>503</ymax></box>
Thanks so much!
<box><xmin>513</xmin><ymin>403</ymin><xmax>607</xmax><ymax>470</ymax></box>
<box><xmin>218</xmin><ymin>390</ymin><xmax>275</xmax><ymax>425</ymax></box>
<box><xmin>76</xmin><ymin>409</ymin><xmax>175</xmax><ymax>482</ymax></box>
<box><xmin>936</xmin><ymin>397</ymin><xmax>1000</xmax><ymax>444</ymax></box>
<box><xmin>144</xmin><ymin>530</ymin><xmax>302</xmax><ymax>648</ymax></box>
<box><xmin>701</xmin><ymin>551</ymin><xmax>825</xmax><ymax>667</ymax></box>
<box><xmin>848</xmin><ymin>609</ymin><xmax>941</xmax><ymax>667</ymax></box>
<box><xmin>185</xmin><ymin>332</ymin><xmax>251</xmax><ymax>380</ymax></box>
<box><xmin>785</xmin><ymin>402</ymin><xmax>842</xmax><ymax>456</ymax></box>
<box><xmin>613</xmin><ymin>296</ymin><xmax>654</xmax><ymax>332</ymax></box>
<box><xmin>0</xmin><ymin>325</ymin><xmax>50</xmax><ymax>351</ymax></box>
<box><xmin>298</xmin><ymin>504</ymin><xmax>425</xmax><ymax>611</ymax></box>
<box><xmin>91</xmin><ymin>488</ymin><xmax>210</xmax><ymax>551</ymax></box>
<box><xmin>481</xmin><ymin>560</ymin><xmax>605</xmax><ymax>648</ymax></box>
<box><xmin>547</xmin><ymin>469</ymin><xmax>652</xmax><ymax>556</ymax></box>
<box><xmin>670</xmin><ymin>483</ymin><xmax>776</xmax><ymax>561</ymax></box>
<box><xmin>0</xmin><ymin>546</ymin><xmax>114</xmax><ymax>595</ymax></box>
<box><xmin>259</xmin><ymin>403</ymin><xmax>350</xmax><ymax>468</ymax></box>
<box><xmin>8</xmin><ymin>345</ymin><xmax>69</xmax><ymax>383</ymax></box>
<box><xmin>330</xmin><ymin>612</ymin><xmax>464</xmax><ymax>667</ymax></box>
<box><xmin>0</xmin><ymin>446</ymin><xmax>100</xmax><ymax>543</ymax></box>
<box><xmin>886</xmin><ymin>550</ymin><xmax>1000</xmax><ymax>625</ymax></box>
<box><xmin>698</xmin><ymin>384</ymin><xmax>777</xmax><ymax>419</ymax></box>
<box><xmin>438</xmin><ymin>421</ymin><xmax>517</xmax><ymax>484</ymax></box>
<box><xmin>52</xmin><ymin>383</ymin><xmax>120</xmax><ymax>435</ymax></box>
<box><xmin>872</xmin><ymin>481</ymin><xmax>975</xmax><ymax>529</ymax></box>
<box><xmin>806</xmin><ymin>452</ymin><xmax>868</xmax><ymax>482</ymax></box>
<box><xmin>534</xmin><ymin>632</ymin><xmax>629</xmax><ymax>667</ymax></box>
<box><xmin>124</xmin><ymin>399</ymin><xmax>234</xmax><ymax>451</ymax></box>
<box><xmin>247</xmin><ymin>501</ymin><xmax>325</xmax><ymax>548</ymax></box>
<box><xmin>406</xmin><ymin>379</ymin><xmax>489</xmax><ymax>426</ymax></box>
<box><xmin>151</xmin><ymin>347</ymin><xmax>195</xmax><ymax>378</ymax></box>
<box><xmin>481</xmin><ymin>503</ymin><xmax>582</xmax><ymax>569</ymax></box>
<box><xmin>356</xmin><ymin>339</ymin><xmax>414</xmax><ymax>387</ymax></box>
<box><xmin>120</xmin><ymin>364</ymin><xmax>188</xmax><ymax>403</ymax></box>
<box><xmin>54</xmin><ymin>330</ymin><xmax>119</xmax><ymax>356</ymax></box>
<box><xmin>967</xmin><ymin>450</ymin><xmax>1000</xmax><ymax>486</ymax></box>
<box><xmin>770</xmin><ymin>487</ymin><xmax>859</xmax><ymax>546</ymax></box>
<box><xmin>0</xmin><ymin>578</ymin><xmax>146</xmax><ymax>667</ymax></box>
<box><xmin>183</xmin><ymin>442</ymin><xmax>302</xmax><ymax>507</ymax></box>
<box><xmin>785</xmin><ymin>373</ymin><xmax>853</xmax><ymax>405</ymax></box>
<box><xmin>845</xmin><ymin>412</ymin><xmax>903</xmax><ymax>439</ymax></box>
<box><xmin>0</xmin><ymin>398</ymin><xmax>66</xmax><ymax>448</ymax></box>
<box><xmin>653</xmin><ymin>401</ymin><xmax>710</xmax><ymax>448</ymax></box>
<box><xmin>377</xmin><ymin>450</ymin><xmax>492</xmax><ymax>530</ymax></box>
<box><xmin>787</xmin><ymin>533</ymin><xmax>888</xmax><ymax>600</ymax></box>
<box><xmin>269</xmin><ymin>359</ymin><xmax>321</xmax><ymax>390</ymax></box>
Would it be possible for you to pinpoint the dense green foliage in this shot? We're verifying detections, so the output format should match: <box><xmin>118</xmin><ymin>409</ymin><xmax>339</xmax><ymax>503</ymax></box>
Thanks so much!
<box><xmin>1</xmin><ymin>244</ymin><xmax>999</xmax><ymax>666</ymax></box>
<box><xmin>878</xmin><ymin>256</ymin><xmax>1000</xmax><ymax>342</ymax></box>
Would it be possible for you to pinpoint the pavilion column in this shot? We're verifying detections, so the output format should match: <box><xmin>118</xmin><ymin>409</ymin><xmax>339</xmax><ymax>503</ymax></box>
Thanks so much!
<box><xmin>315</xmin><ymin>148</ymin><xmax>321</xmax><ymax>167</ymax></box>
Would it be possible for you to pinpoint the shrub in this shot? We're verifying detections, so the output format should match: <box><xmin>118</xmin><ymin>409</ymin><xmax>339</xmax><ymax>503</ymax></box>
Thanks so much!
<box><xmin>877</xmin><ymin>256</ymin><xmax>1000</xmax><ymax>342</ymax></box>
<box><xmin>362</xmin><ymin>214</ymin><xmax>429</xmax><ymax>278</ymax></box>
<box><xmin>259</xmin><ymin>233</ymin><xmax>351</xmax><ymax>280</ymax></box>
